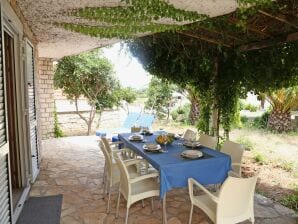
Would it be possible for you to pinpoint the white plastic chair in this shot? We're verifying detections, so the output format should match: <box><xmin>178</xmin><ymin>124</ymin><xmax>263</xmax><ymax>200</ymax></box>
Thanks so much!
<box><xmin>114</xmin><ymin>151</ymin><xmax>160</xmax><ymax>224</ymax></box>
<box><xmin>188</xmin><ymin>175</ymin><xmax>258</xmax><ymax>224</ymax></box>
<box><xmin>199</xmin><ymin>134</ymin><xmax>217</xmax><ymax>149</ymax></box>
<box><xmin>99</xmin><ymin>140</ymin><xmax>141</xmax><ymax>213</ymax></box>
<box><xmin>221</xmin><ymin>140</ymin><xmax>245</xmax><ymax>177</ymax></box>
<box><xmin>183</xmin><ymin>129</ymin><xmax>197</xmax><ymax>141</ymax></box>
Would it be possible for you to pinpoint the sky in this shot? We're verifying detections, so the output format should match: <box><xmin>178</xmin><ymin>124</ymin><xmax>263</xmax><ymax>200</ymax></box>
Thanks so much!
<box><xmin>102</xmin><ymin>42</ymin><xmax>151</xmax><ymax>90</ymax></box>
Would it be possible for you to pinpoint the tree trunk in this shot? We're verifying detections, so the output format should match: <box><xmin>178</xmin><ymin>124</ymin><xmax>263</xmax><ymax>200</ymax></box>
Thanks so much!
<box><xmin>188</xmin><ymin>98</ymin><xmax>200</xmax><ymax>125</ymax></box>
<box><xmin>268</xmin><ymin>110</ymin><xmax>292</xmax><ymax>132</ymax></box>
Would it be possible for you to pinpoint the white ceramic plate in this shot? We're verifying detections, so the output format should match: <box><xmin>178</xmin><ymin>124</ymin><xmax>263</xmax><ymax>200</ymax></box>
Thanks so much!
<box><xmin>183</xmin><ymin>141</ymin><xmax>201</xmax><ymax>148</ymax></box>
<box><xmin>128</xmin><ymin>134</ymin><xmax>143</xmax><ymax>141</ymax></box>
<box><xmin>143</xmin><ymin>144</ymin><xmax>161</xmax><ymax>151</ymax></box>
<box><xmin>181</xmin><ymin>150</ymin><xmax>203</xmax><ymax>159</ymax></box>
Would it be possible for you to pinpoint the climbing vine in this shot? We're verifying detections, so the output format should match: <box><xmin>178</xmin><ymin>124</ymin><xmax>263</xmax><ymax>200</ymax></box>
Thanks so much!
<box><xmin>127</xmin><ymin>33</ymin><xmax>298</xmax><ymax>138</ymax></box>
<box><xmin>59</xmin><ymin>0</ymin><xmax>207</xmax><ymax>39</ymax></box>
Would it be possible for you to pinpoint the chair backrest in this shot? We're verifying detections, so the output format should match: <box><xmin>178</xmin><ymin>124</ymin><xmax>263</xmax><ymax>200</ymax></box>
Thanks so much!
<box><xmin>101</xmin><ymin>137</ymin><xmax>112</xmax><ymax>154</ymax></box>
<box><xmin>199</xmin><ymin>134</ymin><xmax>217</xmax><ymax>149</ymax></box>
<box><xmin>221</xmin><ymin>140</ymin><xmax>244</xmax><ymax>168</ymax></box>
<box><xmin>114</xmin><ymin>151</ymin><xmax>131</xmax><ymax>198</ymax></box>
<box><xmin>136</xmin><ymin>113</ymin><xmax>155</xmax><ymax>129</ymax></box>
<box><xmin>122</xmin><ymin>112</ymin><xmax>141</xmax><ymax>129</ymax></box>
<box><xmin>183</xmin><ymin>129</ymin><xmax>197</xmax><ymax>141</ymax></box>
<box><xmin>217</xmin><ymin>175</ymin><xmax>258</xmax><ymax>221</ymax></box>
<box><xmin>99</xmin><ymin>140</ymin><xmax>113</xmax><ymax>178</ymax></box>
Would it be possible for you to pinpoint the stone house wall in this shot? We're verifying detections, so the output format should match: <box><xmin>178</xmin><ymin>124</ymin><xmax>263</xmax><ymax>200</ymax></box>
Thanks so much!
<box><xmin>38</xmin><ymin>58</ymin><xmax>55</xmax><ymax>139</ymax></box>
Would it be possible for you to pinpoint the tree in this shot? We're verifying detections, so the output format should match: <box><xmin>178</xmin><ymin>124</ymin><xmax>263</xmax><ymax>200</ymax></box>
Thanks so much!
<box><xmin>145</xmin><ymin>77</ymin><xmax>175</xmax><ymax>120</ymax></box>
<box><xmin>54</xmin><ymin>49</ymin><xmax>118</xmax><ymax>135</ymax></box>
<box><xmin>116</xmin><ymin>87</ymin><xmax>137</xmax><ymax>113</ymax></box>
<box><xmin>267</xmin><ymin>87</ymin><xmax>298</xmax><ymax>132</ymax></box>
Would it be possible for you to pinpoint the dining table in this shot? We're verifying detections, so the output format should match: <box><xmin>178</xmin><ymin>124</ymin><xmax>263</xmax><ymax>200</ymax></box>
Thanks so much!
<box><xmin>118</xmin><ymin>132</ymin><xmax>231</xmax><ymax>224</ymax></box>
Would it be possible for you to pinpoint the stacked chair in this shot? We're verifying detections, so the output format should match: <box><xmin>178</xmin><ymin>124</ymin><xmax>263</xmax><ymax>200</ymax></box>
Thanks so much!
<box><xmin>183</xmin><ymin>129</ymin><xmax>197</xmax><ymax>141</ymax></box>
<box><xmin>198</xmin><ymin>134</ymin><xmax>217</xmax><ymax>149</ymax></box>
<box><xmin>99</xmin><ymin>139</ymin><xmax>142</xmax><ymax>212</ymax></box>
<box><xmin>114</xmin><ymin>151</ymin><xmax>160</xmax><ymax>224</ymax></box>
<box><xmin>221</xmin><ymin>140</ymin><xmax>245</xmax><ymax>177</ymax></box>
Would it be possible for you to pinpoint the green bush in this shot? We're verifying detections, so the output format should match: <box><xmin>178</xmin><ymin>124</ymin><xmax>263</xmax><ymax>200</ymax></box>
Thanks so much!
<box><xmin>54</xmin><ymin>103</ymin><xmax>63</xmax><ymax>138</ymax></box>
<box><xmin>245</xmin><ymin>103</ymin><xmax>258</xmax><ymax>112</ymax></box>
<box><xmin>252</xmin><ymin>111</ymin><xmax>269</xmax><ymax>129</ymax></box>
<box><xmin>171</xmin><ymin>104</ymin><xmax>190</xmax><ymax>124</ymax></box>
<box><xmin>240</xmin><ymin>116</ymin><xmax>249</xmax><ymax>124</ymax></box>
<box><xmin>239</xmin><ymin>100</ymin><xmax>258</xmax><ymax>112</ymax></box>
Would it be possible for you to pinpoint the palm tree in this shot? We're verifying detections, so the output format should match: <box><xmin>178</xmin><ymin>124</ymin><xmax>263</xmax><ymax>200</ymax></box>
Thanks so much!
<box><xmin>267</xmin><ymin>87</ymin><xmax>298</xmax><ymax>132</ymax></box>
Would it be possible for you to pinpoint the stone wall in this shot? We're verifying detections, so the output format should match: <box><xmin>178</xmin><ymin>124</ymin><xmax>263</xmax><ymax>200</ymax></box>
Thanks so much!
<box><xmin>38</xmin><ymin>58</ymin><xmax>55</xmax><ymax>139</ymax></box>
<box><xmin>57</xmin><ymin>109</ymin><xmax>124</xmax><ymax>136</ymax></box>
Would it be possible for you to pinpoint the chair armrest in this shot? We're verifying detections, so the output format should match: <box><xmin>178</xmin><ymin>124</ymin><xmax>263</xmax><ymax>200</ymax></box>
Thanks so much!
<box><xmin>129</xmin><ymin>172</ymin><xmax>159</xmax><ymax>183</ymax></box>
<box><xmin>228</xmin><ymin>170</ymin><xmax>241</xmax><ymax>178</ymax></box>
<box><xmin>188</xmin><ymin>178</ymin><xmax>219</xmax><ymax>203</ymax></box>
<box><xmin>124</xmin><ymin>159</ymin><xmax>144</xmax><ymax>167</ymax></box>
<box><xmin>109</xmin><ymin>141</ymin><xmax>124</xmax><ymax>146</ymax></box>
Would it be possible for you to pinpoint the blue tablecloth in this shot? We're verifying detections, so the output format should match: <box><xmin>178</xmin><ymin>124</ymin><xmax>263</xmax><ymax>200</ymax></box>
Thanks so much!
<box><xmin>119</xmin><ymin>133</ymin><xmax>231</xmax><ymax>198</ymax></box>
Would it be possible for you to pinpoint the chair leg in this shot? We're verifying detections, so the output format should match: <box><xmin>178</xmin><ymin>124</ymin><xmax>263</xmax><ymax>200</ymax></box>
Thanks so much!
<box><xmin>142</xmin><ymin>199</ymin><xmax>145</xmax><ymax>208</ymax></box>
<box><xmin>116</xmin><ymin>190</ymin><xmax>121</xmax><ymax>218</ymax></box>
<box><xmin>107</xmin><ymin>183</ymin><xmax>111</xmax><ymax>213</ymax></box>
<box><xmin>102</xmin><ymin>162</ymin><xmax>106</xmax><ymax>185</ymax></box>
<box><xmin>151</xmin><ymin>197</ymin><xmax>154</xmax><ymax>212</ymax></box>
<box><xmin>188</xmin><ymin>204</ymin><xmax>193</xmax><ymax>224</ymax></box>
<box><xmin>103</xmin><ymin>178</ymin><xmax>109</xmax><ymax>199</ymax></box>
<box><xmin>125</xmin><ymin>205</ymin><xmax>130</xmax><ymax>224</ymax></box>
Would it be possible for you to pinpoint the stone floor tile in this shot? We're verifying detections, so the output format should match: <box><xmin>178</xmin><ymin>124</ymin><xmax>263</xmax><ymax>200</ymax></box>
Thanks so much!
<box><xmin>29</xmin><ymin>136</ymin><xmax>297</xmax><ymax>224</ymax></box>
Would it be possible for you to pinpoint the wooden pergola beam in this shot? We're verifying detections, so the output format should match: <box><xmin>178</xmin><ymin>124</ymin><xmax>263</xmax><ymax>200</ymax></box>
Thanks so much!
<box><xmin>238</xmin><ymin>32</ymin><xmax>298</xmax><ymax>52</ymax></box>
<box><xmin>198</xmin><ymin>26</ymin><xmax>243</xmax><ymax>42</ymax></box>
<box><xmin>258</xmin><ymin>10</ymin><xmax>298</xmax><ymax>29</ymax></box>
<box><xmin>177</xmin><ymin>31</ymin><xmax>231</xmax><ymax>48</ymax></box>
<box><xmin>229</xmin><ymin>18</ymin><xmax>272</xmax><ymax>38</ymax></box>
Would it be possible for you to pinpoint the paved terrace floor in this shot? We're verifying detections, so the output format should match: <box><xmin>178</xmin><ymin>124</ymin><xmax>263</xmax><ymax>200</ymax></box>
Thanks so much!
<box><xmin>30</xmin><ymin>136</ymin><xmax>297</xmax><ymax>224</ymax></box>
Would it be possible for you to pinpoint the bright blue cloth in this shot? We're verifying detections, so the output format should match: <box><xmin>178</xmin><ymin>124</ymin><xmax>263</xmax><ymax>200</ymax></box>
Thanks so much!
<box><xmin>119</xmin><ymin>133</ymin><xmax>231</xmax><ymax>199</ymax></box>
<box><xmin>136</xmin><ymin>114</ymin><xmax>155</xmax><ymax>128</ymax></box>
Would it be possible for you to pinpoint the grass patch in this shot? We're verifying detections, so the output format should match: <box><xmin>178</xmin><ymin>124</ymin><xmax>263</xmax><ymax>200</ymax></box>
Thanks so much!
<box><xmin>278</xmin><ymin>189</ymin><xmax>298</xmax><ymax>212</ymax></box>
<box><xmin>254</xmin><ymin>153</ymin><xmax>266</xmax><ymax>164</ymax></box>
<box><xmin>236</xmin><ymin>136</ymin><xmax>255</xmax><ymax>151</ymax></box>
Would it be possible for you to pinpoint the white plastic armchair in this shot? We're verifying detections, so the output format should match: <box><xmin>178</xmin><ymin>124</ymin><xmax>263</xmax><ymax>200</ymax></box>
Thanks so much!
<box><xmin>221</xmin><ymin>140</ymin><xmax>245</xmax><ymax>177</ymax></box>
<box><xmin>114</xmin><ymin>151</ymin><xmax>160</xmax><ymax>224</ymax></box>
<box><xmin>188</xmin><ymin>175</ymin><xmax>258</xmax><ymax>224</ymax></box>
<box><xmin>101</xmin><ymin>137</ymin><xmax>136</xmax><ymax>159</ymax></box>
<box><xmin>183</xmin><ymin>129</ymin><xmax>197</xmax><ymax>141</ymax></box>
<box><xmin>99</xmin><ymin>140</ymin><xmax>140</xmax><ymax>213</ymax></box>
<box><xmin>198</xmin><ymin>134</ymin><xmax>217</xmax><ymax>149</ymax></box>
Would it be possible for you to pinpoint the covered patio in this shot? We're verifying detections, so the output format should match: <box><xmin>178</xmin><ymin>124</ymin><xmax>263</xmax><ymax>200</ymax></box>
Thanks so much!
<box><xmin>30</xmin><ymin>136</ymin><xmax>296</xmax><ymax>224</ymax></box>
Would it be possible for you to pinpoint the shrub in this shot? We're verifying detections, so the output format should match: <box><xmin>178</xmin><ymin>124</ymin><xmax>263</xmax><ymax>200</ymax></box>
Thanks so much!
<box><xmin>240</xmin><ymin>116</ymin><xmax>249</xmax><ymax>124</ymax></box>
<box><xmin>239</xmin><ymin>100</ymin><xmax>258</xmax><ymax>112</ymax></box>
<box><xmin>252</xmin><ymin>111</ymin><xmax>270</xmax><ymax>129</ymax></box>
<box><xmin>171</xmin><ymin>104</ymin><xmax>190</xmax><ymax>124</ymax></box>
<box><xmin>245</xmin><ymin>103</ymin><xmax>258</xmax><ymax>112</ymax></box>
<box><xmin>54</xmin><ymin>105</ymin><xmax>64</xmax><ymax>138</ymax></box>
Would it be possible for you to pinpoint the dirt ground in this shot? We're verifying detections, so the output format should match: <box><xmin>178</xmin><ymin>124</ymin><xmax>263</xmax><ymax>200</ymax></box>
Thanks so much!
<box><xmin>152</xmin><ymin>121</ymin><xmax>298</xmax><ymax>210</ymax></box>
